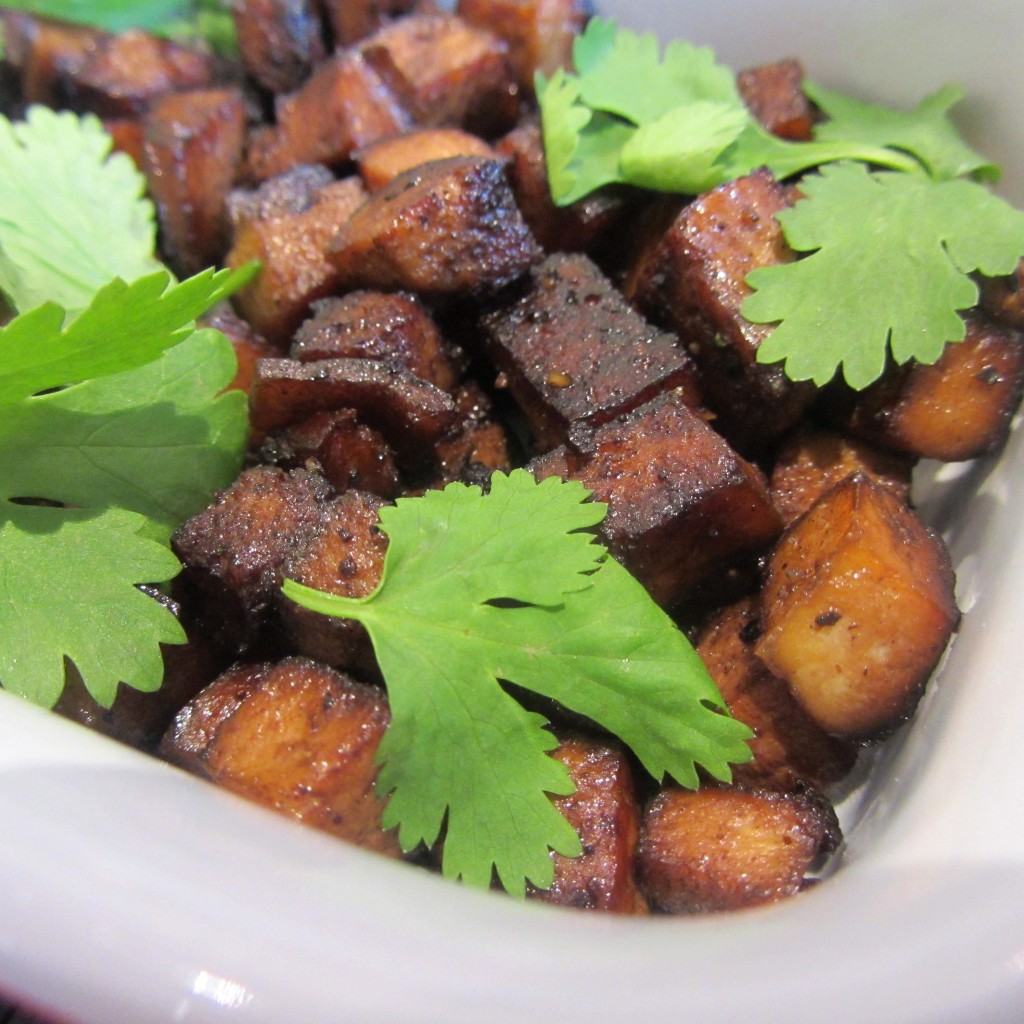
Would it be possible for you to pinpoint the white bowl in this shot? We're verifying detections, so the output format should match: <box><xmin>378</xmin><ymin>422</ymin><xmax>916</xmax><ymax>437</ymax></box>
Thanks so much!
<box><xmin>2</xmin><ymin>3</ymin><xmax>1024</xmax><ymax>1022</ymax></box>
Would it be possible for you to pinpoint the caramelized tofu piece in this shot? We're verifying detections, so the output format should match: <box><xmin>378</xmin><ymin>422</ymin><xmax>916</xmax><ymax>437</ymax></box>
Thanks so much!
<box><xmin>695</xmin><ymin>597</ymin><xmax>857</xmax><ymax>791</ymax></box>
<box><xmin>291</xmin><ymin>291</ymin><xmax>461</xmax><ymax>391</ymax></box>
<box><xmin>979</xmin><ymin>259</ymin><xmax>1024</xmax><ymax>329</ymax></box>
<box><xmin>629</xmin><ymin>169</ymin><xmax>815</xmax><ymax>453</ymax></box>
<box><xmin>359</xmin><ymin>12</ymin><xmax>517</xmax><ymax>134</ymax></box>
<box><xmin>770</xmin><ymin>426</ymin><xmax>914</xmax><ymax>526</ymax></box>
<box><xmin>637</xmin><ymin>784</ymin><xmax>840</xmax><ymax>913</ymax></box>
<box><xmin>328</xmin><ymin>156</ymin><xmax>541</xmax><ymax>297</ymax></box>
<box><xmin>279</xmin><ymin>490</ymin><xmax>388</xmax><ymax>674</ymax></box>
<box><xmin>431</xmin><ymin>381</ymin><xmax>514</xmax><ymax>486</ymax></box>
<box><xmin>56</xmin><ymin>29</ymin><xmax>215</xmax><ymax>118</ymax></box>
<box><xmin>321</xmin><ymin>0</ymin><xmax>418</xmax><ymax>46</ymax></box>
<box><xmin>456</xmin><ymin>0</ymin><xmax>587</xmax><ymax>91</ymax></box>
<box><xmin>737</xmin><ymin>59</ymin><xmax>814</xmax><ymax>141</ymax></box>
<box><xmin>529</xmin><ymin>736</ymin><xmax>648</xmax><ymax>914</ymax></box>
<box><xmin>199</xmin><ymin>305</ymin><xmax>280</xmax><ymax>398</ymax></box>
<box><xmin>496</xmin><ymin>120</ymin><xmax>635</xmax><ymax>256</ymax></box>
<box><xmin>233</xmin><ymin>0</ymin><xmax>327</xmax><ymax>94</ymax></box>
<box><xmin>845</xmin><ymin>312</ymin><xmax>1024</xmax><ymax>461</ymax></box>
<box><xmin>20</xmin><ymin>18</ymin><xmax>104</xmax><ymax>107</ymax></box>
<box><xmin>756</xmin><ymin>474</ymin><xmax>959</xmax><ymax>740</ymax></box>
<box><xmin>227</xmin><ymin>173</ymin><xmax>368</xmax><ymax>344</ymax></box>
<box><xmin>355</xmin><ymin>127</ymin><xmax>497</xmax><ymax>191</ymax></box>
<box><xmin>530</xmin><ymin>391</ymin><xmax>783</xmax><ymax>607</ymax></box>
<box><xmin>480</xmin><ymin>253</ymin><xmax>702</xmax><ymax>451</ymax></box>
<box><xmin>172</xmin><ymin>465</ymin><xmax>333</xmax><ymax>648</ymax></box>
<box><xmin>259</xmin><ymin>409</ymin><xmax>402</xmax><ymax>498</ymax></box>
<box><xmin>142</xmin><ymin>88</ymin><xmax>247</xmax><ymax>276</ymax></box>
<box><xmin>245</xmin><ymin>50</ymin><xmax>412</xmax><ymax>181</ymax></box>
<box><xmin>161</xmin><ymin>657</ymin><xmax>401</xmax><ymax>856</ymax></box>
<box><xmin>249</xmin><ymin>357</ymin><xmax>458</xmax><ymax>470</ymax></box>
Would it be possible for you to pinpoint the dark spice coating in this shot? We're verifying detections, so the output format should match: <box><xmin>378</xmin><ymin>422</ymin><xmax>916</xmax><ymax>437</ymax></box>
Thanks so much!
<box><xmin>530</xmin><ymin>390</ymin><xmax>782</xmax><ymax>607</ymax></box>
<box><xmin>480</xmin><ymin>253</ymin><xmax>702</xmax><ymax>451</ymax></box>
<box><xmin>628</xmin><ymin>168</ymin><xmax>816</xmax><ymax>454</ymax></box>
<box><xmin>328</xmin><ymin>156</ymin><xmax>542</xmax><ymax>297</ymax></box>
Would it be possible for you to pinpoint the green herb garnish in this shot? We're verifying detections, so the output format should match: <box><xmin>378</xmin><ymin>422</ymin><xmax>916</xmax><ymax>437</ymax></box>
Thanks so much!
<box><xmin>538</xmin><ymin>17</ymin><xmax>1024</xmax><ymax>389</ymax></box>
<box><xmin>0</xmin><ymin>107</ymin><xmax>253</xmax><ymax>709</ymax></box>
<box><xmin>284</xmin><ymin>470</ymin><xmax>753</xmax><ymax>897</ymax></box>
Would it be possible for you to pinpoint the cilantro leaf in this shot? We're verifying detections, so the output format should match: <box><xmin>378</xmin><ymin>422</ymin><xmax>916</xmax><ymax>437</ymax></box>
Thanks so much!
<box><xmin>0</xmin><ymin>106</ymin><xmax>160</xmax><ymax>316</ymax></box>
<box><xmin>0</xmin><ymin>266</ymin><xmax>253</xmax><ymax>407</ymax></box>
<box><xmin>806</xmin><ymin>81</ymin><xmax>998</xmax><ymax>182</ymax></box>
<box><xmin>0</xmin><ymin>504</ymin><xmax>185</xmax><ymax>709</ymax></box>
<box><xmin>283</xmin><ymin>471</ymin><xmax>753</xmax><ymax>896</ymax></box>
<box><xmin>744</xmin><ymin>162</ymin><xmax>1024</xmax><ymax>387</ymax></box>
<box><xmin>0</xmin><ymin>328</ymin><xmax>246</xmax><ymax>536</ymax></box>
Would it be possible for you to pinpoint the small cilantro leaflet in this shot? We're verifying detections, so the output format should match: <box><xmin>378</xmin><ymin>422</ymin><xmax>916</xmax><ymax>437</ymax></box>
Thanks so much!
<box><xmin>744</xmin><ymin>162</ymin><xmax>1024</xmax><ymax>387</ymax></box>
<box><xmin>283</xmin><ymin>471</ymin><xmax>753</xmax><ymax>897</ymax></box>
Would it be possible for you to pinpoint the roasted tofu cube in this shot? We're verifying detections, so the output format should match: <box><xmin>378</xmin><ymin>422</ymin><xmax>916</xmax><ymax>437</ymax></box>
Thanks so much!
<box><xmin>142</xmin><ymin>88</ymin><xmax>247</xmax><ymax>276</ymax></box>
<box><xmin>259</xmin><ymin>409</ymin><xmax>402</xmax><ymax>498</ymax></box>
<box><xmin>979</xmin><ymin>258</ymin><xmax>1024</xmax><ymax>329</ymax></box>
<box><xmin>770</xmin><ymin>426</ymin><xmax>914</xmax><ymax>526</ymax></box>
<box><xmin>737</xmin><ymin>59</ymin><xmax>814</xmax><ymax>141</ymax></box>
<box><xmin>291</xmin><ymin>290</ymin><xmax>462</xmax><ymax>391</ymax></box>
<box><xmin>845</xmin><ymin>312</ymin><xmax>1024</xmax><ymax>461</ymax></box>
<box><xmin>628</xmin><ymin>169</ymin><xmax>816</xmax><ymax>453</ymax></box>
<box><xmin>245</xmin><ymin>50</ymin><xmax>411</xmax><ymax>181</ymax></box>
<box><xmin>480</xmin><ymin>253</ymin><xmax>702</xmax><ymax>451</ymax></box>
<box><xmin>528</xmin><ymin>735</ymin><xmax>648</xmax><ymax>914</ymax></box>
<box><xmin>358</xmin><ymin>12</ymin><xmax>518</xmax><ymax>135</ymax></box>
<box><xmin>161</xmin><ymin>657</ymin><xmax>401</xmax><ymax>856</ymax></box>
<box><xmin>227</xmin><ymin>172</ymin><xmax>369</xmax><ymax>344</ymax></box>
<box><xmin>496</xmin><ymin>120</ymin><xmax>636</xmax><ymax>257</ymax></box>
<box><xmin>636</xmin><ymin>783</ymin><xmax>840</xmax><ymax>913</ymax></box>
<box><xmin>249</xmin><ymin>358</ymin><xmax>458</xmax><ymax>471</ymax></box>
<box><xmin>19</xmin><ymin>18</ymin><xmax>106</xmax><ymax>107</ymax></box>
<box><xmin>354</xmin><ymin>127</ymin><xmax>497</xmax><ymax>191</ymax></box>
<box><xmin>198</xmin><ymin>305</ymin><xmax>281</xmax><ymax>399</ymax></box>
<box><xmin>320</xmin><ymin>0</ymin><xmax>419</xmax><ymax>46</ymax></box>
<box><xmin>530</xmin><ymin>391</ymin><xmax>783</xmax><ymax>607</ymax></box>
<box><xmin>172</xmin><ymin>465</ymin><xmax>334</xmax><ymax>649</ymax></box>
<box><xmin>430</xmin><ymin>381</ymin><xmax>514</xmax><ymax>486</ymax></box>
<box><xmin>279</xmin><ymin>490</ymin><xmax>388</xmax><ymax>675</ymax></box>
<box><xmin>456</xmin><ymin>0</ymin><xmax>588</xmax><ymax>91</ymax></box>
<box><xmin>327</xmin><ymin>156</ymin><xmax>541</xmax><ymax>297</ymax></box>
<box><xmin>695</xmin><ymin>596</ymin><xmax>857</xmax><ymax>791</ymax></box>
<box><xmin>756</xmin><ymin>473</ymin><xmax>959</xmax><ymax>739</ymax></box>
<box><xmin>233</xmin><ymin>0</ymin><xmax>327</xmax><ymax>94</ymax></box>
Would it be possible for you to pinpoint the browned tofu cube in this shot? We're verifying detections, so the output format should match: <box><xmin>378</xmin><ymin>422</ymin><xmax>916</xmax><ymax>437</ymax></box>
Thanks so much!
<box><xmin>355</xmin><ymin>127</ymin><xmax>497</xmax><ymax>191</ymax></box>
<box><xmin>528</xmin><ymin>735</ymin><xmax>648</xmax><ymax>914</ymax></box>
<box><xmin>20</xmin><ymin>18</ymin><xmax>107</xmax><ymax>107</ymax></box>
<box><xmin>279</xmin><ymin>490</ymin><xmax>388</xmax><ymax>675</ymax></box>
<box><xmin>496</xmin><ymin>120</ymin><xmax>636</xmax><ymax>257</ymax></box>
<box><xmin>172</xmin><ymin>466</ymin><xmax>334</xmax><ymax>649</ymax></box>
<box><xmin>291</xmin><ymin>290</ymin><xmax>462</xmax><ymax>391</ymax></box>
<box><xmin>979</xmin><ymin>258</ymin><xmax>1024</xmax><ymax>329</ymax></box>
<box><xmin>530</xmin><ymin>391</ymin><xmax>783</xmax><ymax>607</ymax></box>
<box><xmin>359</xmin><ymin>12</ymin><xmax>517</xmax><ymax>135</ymax></box>
<box><xmin>327</xmin><ymin>156</ymin><xmax>541</xmax><ymax>297</ymax></box>
<box><xmin>846</xmin><ymin>312</ymin><xmax>1024</xmax><ymax>461</ymax></box>
<box><xmin>57</xmin><ymin>29</ymin><xmax>215</xmax><ymax>118</ymax></box>
<box><xmin>227</xmin><ymin>173</ymin><xmax>368</xmax><ymax>344</ymax></box>
<box><xmin>770</xmin><ymin>426</ymin><xmax>914</xmax><ymax>526</ymax></box>
<box><xmin>233</xmin><ymin>0</ymin><xmax>327</xmax><ymax>94</ymax></box>
<box><xmin>161</xmin><ymin>657</ymin><xmax>401</xmax><ymax>856</ymax></box>
<box><xmin>480</xmin><ymin>253</ymin><xmax>702</xmax><ymax>451</ymax></box>
<box><xmin>245</xmin><ymin>50</ymin><xmax>412</xmax><ymax>181</ymax></box>
<box><xmin>249</xmin><ymin>358</ymin><xmax>457</xmax><ymax>471</ymax></box>
<box><xmin>142</xmin><ymin>88</ymin><xmax>247</xmax><ymax>276</ymax></box>
<box><xmin>320</xmin><ymin>0</ymin><xmax>418</xmax><ymax>46</ymax></box>
<box><xmin>737</xmin><ymin>59</ymin><xmax>814</xmax><ymax>141</ymax></box>
<box><xmin>637</xmin><ymin>783</ymin><xmax>840</xmax><ymax>913</ymax></box>
<box><xmin>456</xmin><ymin>0</ymin><xmax>587</xmax><ymax>91</ymax></box>
<box><xmin>756</xmin><ymin>473</ymin><xmax>959</xmax><ymax>739</ymax></box>
<box><xmin>199</xmin><ymin>305</ymin><xmax>281</xmax><ymax>399</ymax></box>
<box><xmin>695</xmin><ymin>596</ymin><xmax>857</xmax><ymax>792</ymax></box>
<box><xmin>628</xmin><ymin>169</ymin><xmax>816</xmax><ymax>453</ymax></box>
<box><xmin>431</xmin><ymin>381</ymin><xmax>514</xmax><ymax>487</ymax></box>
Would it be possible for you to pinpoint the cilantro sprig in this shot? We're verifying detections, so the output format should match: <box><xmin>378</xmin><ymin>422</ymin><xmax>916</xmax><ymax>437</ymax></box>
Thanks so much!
<box><xmin>284</xmin><ymin>471</ymin><xmax>753</xmax><ymax>897</ymax></box>
<box><xmin>0</xmin><ymin>107</ymin><xmax>253</xmax><ymax>709</ymax></box>
<box><xmin>538</xmin><ymin>17</ymin><xmax>1024</xmax><ymax>389</ymax></box>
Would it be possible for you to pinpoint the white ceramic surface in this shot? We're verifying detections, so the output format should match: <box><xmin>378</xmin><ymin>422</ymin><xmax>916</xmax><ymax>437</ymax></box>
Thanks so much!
<box><xmin>2</xmin><ymin>3</ymin><xmax>1024</xmax><ymax>1022</ymax></box>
